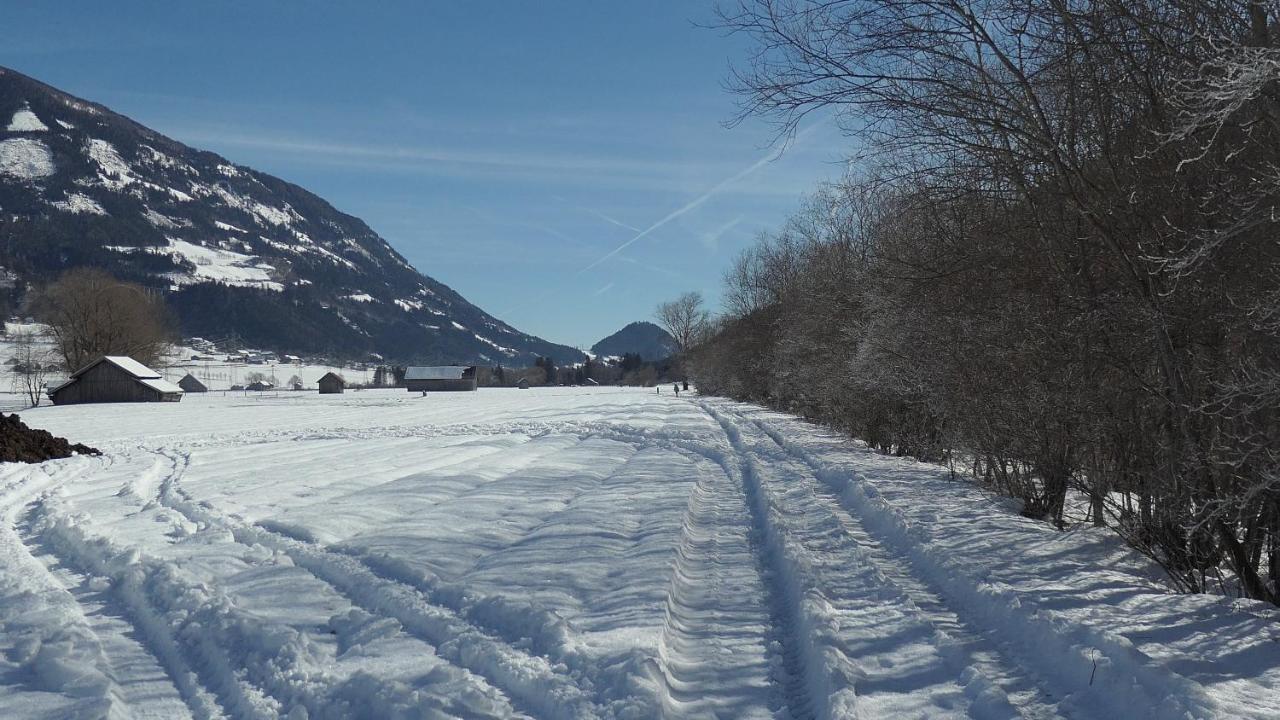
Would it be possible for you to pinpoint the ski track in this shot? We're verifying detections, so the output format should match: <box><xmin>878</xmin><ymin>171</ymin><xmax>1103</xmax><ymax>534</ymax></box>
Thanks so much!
<box><xmin>151</xmin><ymin>447</ymin><xmax>604</xmax><ymax>719</ymax></box>
<box><xmin>25</xmin><ymin>451</ymin><xmax>527</xmax><ymax>720</ymax></box>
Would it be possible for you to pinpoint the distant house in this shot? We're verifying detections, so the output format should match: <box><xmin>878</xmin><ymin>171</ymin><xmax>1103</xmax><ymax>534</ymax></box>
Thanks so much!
<box><xmin>405</xmin><ymin>366</ymin><xmax>478</xmax><ymax>392</ymax></box>
<box><xmin>318</xmin><ymin>372</ymin><xmax>345</xmax><ymax>394</ymax></box>
<box><xmin>48</xmin><ymin>356</ymin><xmax>183</xmax><ymax>405</ymax></box>
<box><xmin>246</xmin><ymin>380</ymin><xmax>274</xmax><ymax>392</ymax></box>
<box><xmin>178</xmin><ymin>373</ymin><xmax>208</xmax><ymax>393</ymax></box>
<box><xmin>517</xmin><ymin>378</ymin><xmax>530</xmax><ymax>390</ymax></box>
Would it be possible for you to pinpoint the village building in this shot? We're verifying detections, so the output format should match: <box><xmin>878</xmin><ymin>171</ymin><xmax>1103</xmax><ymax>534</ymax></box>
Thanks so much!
<box><xmin>246</xmin><ymin>380</ymin><xmax>274</xmax><ymax>392</ymax></box>
<box><xmin>318</xmin><ymin>372</ymin><xmax>345</xmax><ymax>394</ymax></box>
<box><xmin>48</xmin><ymin>356</ymin><xmax>183</xmax><ymax>405</ymax></box>
<box><xmin>178</xmin><ymin>373</ymin><xmax>208</xmax><ymax>393</ymax></box>
<box><xmin>405</xmin><ymin>366</ymin><xmax>478</xmax><ymax>392</ymax></box>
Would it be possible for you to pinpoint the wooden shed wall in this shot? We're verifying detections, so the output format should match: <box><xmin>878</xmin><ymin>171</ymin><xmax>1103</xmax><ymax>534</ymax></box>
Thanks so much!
<box><xmin>405</xmin><ymin>378</ymin><xmax>478</xmax><ymax>392</ymax></box>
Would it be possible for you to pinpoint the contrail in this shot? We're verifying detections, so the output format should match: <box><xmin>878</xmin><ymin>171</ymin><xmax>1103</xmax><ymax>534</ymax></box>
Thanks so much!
<box><xmin>582</xmin><ymin>207</ymin><xmax>643</xmax><ymax>234</ymax></box>
<box><xmin>576</xmin><ymin>121</ymin><xmax>822</xmax><ymax>275</ymax></box>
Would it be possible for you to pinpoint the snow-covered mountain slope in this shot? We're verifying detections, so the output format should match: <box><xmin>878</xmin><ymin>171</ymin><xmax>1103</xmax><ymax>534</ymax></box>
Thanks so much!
<box><xmin>3</xmin><ymin>389</ymin><xmax>1276</xmax><ymax>718</ymax></box>
<box><xmin>0</xmin><ymin>66</ymin><xmax>583</xmax><ymax>365</ymax></box>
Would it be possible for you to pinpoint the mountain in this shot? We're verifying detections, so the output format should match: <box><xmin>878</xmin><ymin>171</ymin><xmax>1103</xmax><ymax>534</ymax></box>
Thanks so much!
<box><xmin>591</xmin><ymin>321</ymin><xmax>676</xmax><ymax>361</ymax></box>
<box><xmin>0</xmin><ymin>66</ymin><xmax>584</xmax><ymax>365</ymax></box>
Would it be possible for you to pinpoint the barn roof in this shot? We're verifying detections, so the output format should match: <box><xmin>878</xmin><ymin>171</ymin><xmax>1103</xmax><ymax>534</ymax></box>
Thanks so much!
<box><xmin>70</xmin><ymin>355</ymin><xmax>164</xmax><ymax>380</ymax></box>
<box><xmin>405</xmin><ymin>366</ymin><xmax>471</xmax><ymax>380</ymax></box>
<box><xmin>140</xmin><ymin>378</ymin><xmax>184</xmax><ymax>394</ymax></box>
<box><xmin>318</xmin><ymin>372</ymin><xmax>345</xmax><ymax>383</ymax></box>
<box><xmin>178</xmin><ymin>373</ymin><xmax>207</xmax><ymax>391</ymax></box>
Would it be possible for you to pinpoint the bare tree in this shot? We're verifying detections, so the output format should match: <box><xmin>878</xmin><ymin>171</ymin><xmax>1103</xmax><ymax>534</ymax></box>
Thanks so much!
<box><xmin>34</xmin><ymin>268</ymin><xmax>175</xmax><ymax>372</ymax></box>
<box><xmin>9</xmin><ymin>328</ymin><xmax>51</xmax><ymax>407</ymax></box>
<box><xmin>697</xmin><ymin>0</ymin><xmax>1280</xmax><ymax>604</ymax></box>
<box><xmin>655</xmin><ymin>292</ymin><xmax>710</xmax><ymax>352</ymax></box>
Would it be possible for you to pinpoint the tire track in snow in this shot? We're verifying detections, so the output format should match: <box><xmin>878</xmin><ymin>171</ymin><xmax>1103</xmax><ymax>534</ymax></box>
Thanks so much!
<box><xmin>718</xmin><ymin>407</ymin><xmax>1065</xmax><ymax>719</ymax></box>
<box><xmin>680</xmin><ymin>404</ymin><xmax>824</xmax><ymax>720</ymax></box>
<box><xmin>730</xmin><ymin>402</ymin><xmax>1224</xmax><ymax>719</ymax></box>
<box><xmin>0</xmin><ymin>459</ymin><xmax>212</xmax><ymax>720</ymax></box>
<box><xmin>652</xmin><ymin>450</ymin><xmax>792</xmax><ymax>718</ymax></box>
<box><xmin>18</xmin><ymin>506</ymin><xmax>222</xmax><ymax>720</ymax></box>
<box><xmin>153</xmin><ymin>448</ymin><xmax>607</xmax><ymax>720</ymax></box>
<box><xmin>33</xmin><ymin>451</ymin><xmax>525</xmax><ymax>720</ymax></box>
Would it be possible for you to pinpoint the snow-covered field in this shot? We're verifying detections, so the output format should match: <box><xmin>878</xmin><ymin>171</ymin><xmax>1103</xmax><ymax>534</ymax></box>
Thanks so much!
<box><xmin>0</xmin><ymin>388</ymin><xmax>1276</xmax><ymax>719</ymax></box>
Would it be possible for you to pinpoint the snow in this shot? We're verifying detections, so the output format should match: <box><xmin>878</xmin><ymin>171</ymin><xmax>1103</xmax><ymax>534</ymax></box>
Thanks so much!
<box><xmin>0</xmin><ymin>138</ymin><xmax>55</xmax><ymax>179</ymax></box>
<box><xmin>345</xmin><ymin>293</ymin><xmax>374</xmax><ymax>303</ymax></box>
<box><xmin>139</xmin><ymin>378</ymin><xmax>184</xmax><ymax>394</ymax></box>
<box><xmin>85</xmin><ymin>138</ymin><xmax>133</xmax><ymax>188</ymax></box>
<box><xmin>473</xmin><ymin>333</ymin><xmax>518</xmax><ymax>356</ymax></box>
<box><xmin>6</xmin><ymin>106</ymin><xmax>49</xmax><ymax>132</ymax></box>
<box><xmin>51</xmin><ymin>193</ymin><xmax>106</xmax><ymax>215</ymax></box>
<box><xmin>163</xmin><ymin>239</ymin><xmax>283</xmax><ymax>292</ymax></box>
<box><xmin>0</xmin><ymin>389</ymin><xmax>1275</xmax><ymax>718</ymax></box>
<box><xmin>404</xmin><ymin>366</ymin><xmax>468</xmax><ymax>380</ymax></box>
<box><xmin>91</xmin><ymin>356</ymin><xmax>164</xmax><ymax>379</ymax></box>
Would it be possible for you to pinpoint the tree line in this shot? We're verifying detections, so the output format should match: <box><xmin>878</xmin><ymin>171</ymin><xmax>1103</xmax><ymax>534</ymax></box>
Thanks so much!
<box><xmin>687</xmin><ymin>0</ymin><xmax>1280</xmax><ymax>604</ymax></box>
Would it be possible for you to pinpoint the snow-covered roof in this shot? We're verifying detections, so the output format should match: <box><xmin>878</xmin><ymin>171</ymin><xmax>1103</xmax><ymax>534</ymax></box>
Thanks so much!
<box><xmin>70</xmin><ymin>355</ymin><xmax>165</xmax><ymax>379</ymax></box>
<box><xmin>405</xmin><ymin>366</ymin><xmax>471</xmax><ymax>381</ymax></box>
<box><xmin>139</xmin><ymin>378</ymin><xmax>183</xmax><ymax>395</ymax></box>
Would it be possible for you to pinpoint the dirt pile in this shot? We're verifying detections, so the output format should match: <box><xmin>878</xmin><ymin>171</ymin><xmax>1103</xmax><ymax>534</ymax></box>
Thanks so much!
<box><xmin>0</xmin><ymin>413</ymin><xmax>100</xmax><ymax>463</ymax></box>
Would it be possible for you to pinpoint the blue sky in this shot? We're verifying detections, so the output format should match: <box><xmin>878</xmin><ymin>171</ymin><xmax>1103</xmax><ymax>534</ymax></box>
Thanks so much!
<box><xmin>1</xmin><ymin>2</ymin><xmax>846</xmax><ymax>349</ymax></box>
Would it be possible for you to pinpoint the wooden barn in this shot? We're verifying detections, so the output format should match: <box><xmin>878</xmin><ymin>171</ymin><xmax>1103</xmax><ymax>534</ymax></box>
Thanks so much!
<box><xmin>49</xmin><ymin>356</ymin><xmax>183</xmax><ymax>405</ymax></box>
<box><xmin>178</xmin><ymin>373</ymin><xmax>208</xmax><ymax>393</ymax></box>
<box><xmin>517</xmin><ymin>378</ymin><xmax>530</xmax><ymax>390</ymax></box>
<box><xmin>246</xmin><ymin>380</ymin><xmax>274</xmax><ymax>392</ymax></box>
<box><xmin>318</xmin><ymin>372</ymin><xmax>345</xmax><ymax>394</ymax></box>
<box><xmin>405</xmin><ymin>366</ymin><xmax>477</xmax><ymax>392</ymax></box>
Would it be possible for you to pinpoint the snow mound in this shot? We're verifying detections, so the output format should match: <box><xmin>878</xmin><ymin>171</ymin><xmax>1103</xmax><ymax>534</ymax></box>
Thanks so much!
<box><xmin>0</xmin><ymin>138</ymin><xmax>55</xmax><ymax>179</ymax></box>
<box><xmin>6</xmin><ymin>106</ymin><xmax>49</xmax><ymax>132</ymax></box>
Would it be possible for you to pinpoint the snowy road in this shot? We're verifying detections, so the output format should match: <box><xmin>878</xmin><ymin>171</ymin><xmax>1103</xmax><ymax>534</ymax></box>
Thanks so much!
<box><xmin>0</xmin><ymin>388</ymin><xmax>1276</xmax><ymax>719</ymax></box>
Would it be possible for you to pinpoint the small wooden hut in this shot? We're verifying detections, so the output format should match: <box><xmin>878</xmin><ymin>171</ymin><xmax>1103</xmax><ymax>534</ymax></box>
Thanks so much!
<box><xmin>405</xmin><ymin>366</ymin><xmax>477</xmax><ymax>392</ymax></box>
<box><xmin>49</xmin><ymin>356</ymin><xmax>183</xmax><ymax>405</ymax></box>
<box><xmin>318</xmin><ymin>372</ymin><xmax>345</xmax><ymax>394</ymax></box>
<box><xmin>178</xmin><ymin>373</ymin><xmax>208</xmax><ymax>393</ymax></box>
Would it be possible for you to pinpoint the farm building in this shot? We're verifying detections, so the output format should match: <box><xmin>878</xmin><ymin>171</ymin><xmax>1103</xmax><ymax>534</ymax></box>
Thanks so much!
<box><xmin>48</xmin><ymin>356</ymin><xmax>183</xmax><ymax>405</ymax></box>
<box><xmin>318</xmin><ymin>372</ymin><xmax>345</xmax><ymax>394</ymax></box>
<box><xmin>405</xmin><ymin>366</ymin><xmax>477</xmax><ymax>392</ymax></box>
<box><xmin>178</xmin><ymin>373</ymin><xmax>208</xmax><ymax>393</ymax></box>
<box><xmin>246</xmin><ymin>381</ymin><xmax>274</xmax><ymax>392</ymax></box>
<box><xmin>517</xmin><ymin>378</ymin><xmax>530</xmax><ymax>390</ymax></box>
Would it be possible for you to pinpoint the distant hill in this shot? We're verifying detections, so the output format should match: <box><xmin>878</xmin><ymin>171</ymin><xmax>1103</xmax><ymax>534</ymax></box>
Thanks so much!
<box><xmin>591</xmin><ymin>321</ymin><xmax>676</xmax><ymax>361</ymax></box>
<box><xmin>0</xmin><ymin>66</ymin><xmax>584</xmax><ymax>365</ymax></box>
